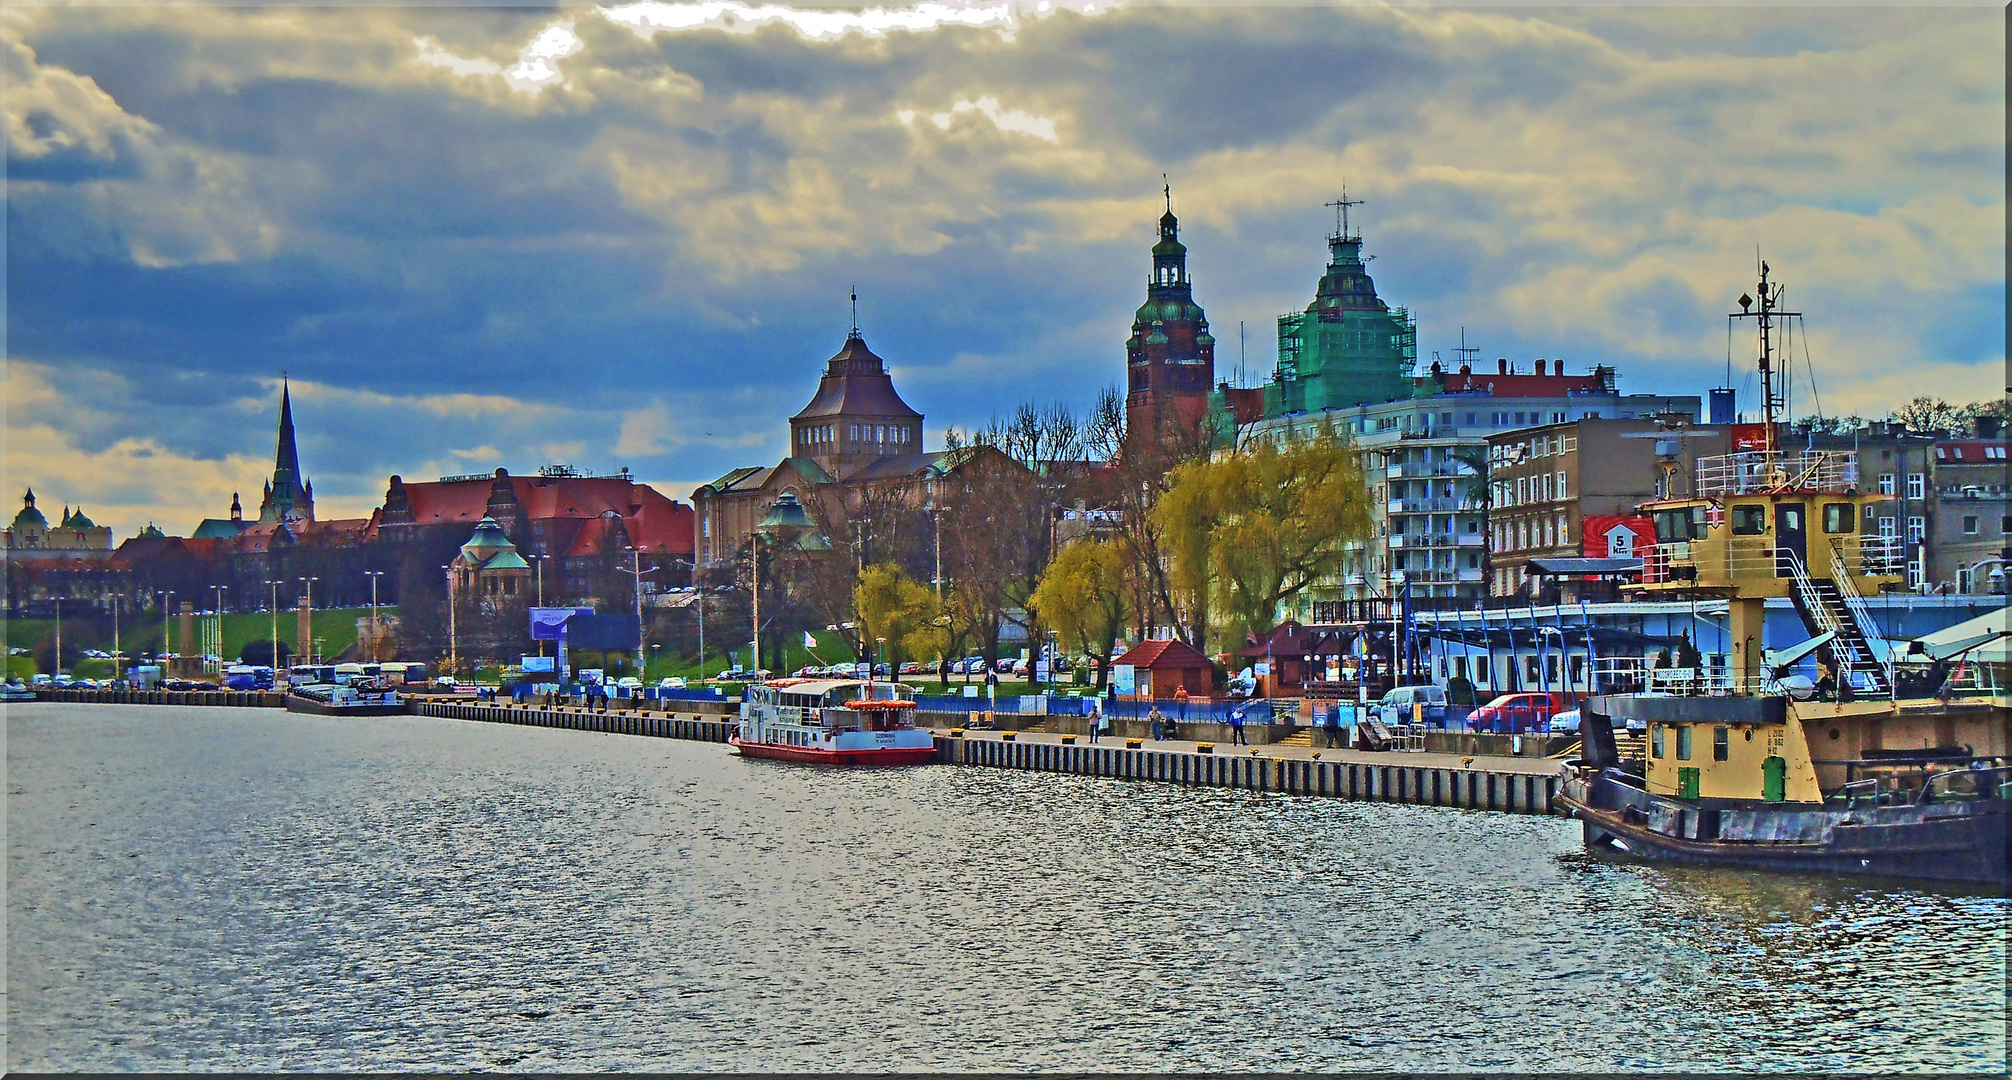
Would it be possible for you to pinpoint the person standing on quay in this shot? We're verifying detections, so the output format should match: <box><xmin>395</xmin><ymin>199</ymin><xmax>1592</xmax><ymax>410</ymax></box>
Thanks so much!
<box><xmin>1088</xmin><ymin>704</ymin><xmax>1103</xmax><ymax>744</ymax></box>
<box><xmin>1148</xmin><ymin>705</ymin><xmax>1164</xmax><ymax>741</ymax></box>
<box><xmin>1323</xmin><ymin>704</ymin><xmax>1343</xmax><ymax>748</ymax></box>
<box><xmin>1230</xmin><ymin>706</ymin><xmax>1249</xmax><ymax>746</ymax></box>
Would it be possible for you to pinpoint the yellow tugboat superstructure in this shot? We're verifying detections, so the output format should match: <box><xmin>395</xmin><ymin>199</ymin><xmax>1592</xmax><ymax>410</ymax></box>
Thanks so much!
<box><xmin>1555</xmin><ymin>262</ymin><xmax>2009</xmax><ymax>885</ymax></box>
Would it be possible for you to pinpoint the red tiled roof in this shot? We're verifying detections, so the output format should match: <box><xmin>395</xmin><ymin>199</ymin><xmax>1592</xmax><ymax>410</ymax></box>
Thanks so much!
<box><xmin>392</xmin><ymin>474</ymin><xmax>694</xmax><ymax>557</ymax></box>
<box><xmin>1113</xmin><ymin>638</ymin><xmax>1214</xmax><ymax>670</ymax></box>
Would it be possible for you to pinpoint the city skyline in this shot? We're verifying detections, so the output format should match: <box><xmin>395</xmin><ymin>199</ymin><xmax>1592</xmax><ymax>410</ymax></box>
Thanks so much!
<box><xmin>7</xmin><ymin>1</ymin><xmax>2004</xmax><ymax>540</ymax></box>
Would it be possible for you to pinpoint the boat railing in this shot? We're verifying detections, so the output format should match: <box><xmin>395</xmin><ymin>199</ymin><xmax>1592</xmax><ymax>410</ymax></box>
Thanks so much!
<box><xmin>1846</xmin><ymin>534</ymin><xmax>1905</xmax><ymax>576</ymax></box>
<box><xmin>1826</xmin><ymin>776</ymin><xmax>1918</xmax><ymax>809</ymax></box>
<box><xmin>1696</xmin><ymin>450</ymin><xmax>1858</xmax><ymax>495</ymax></box>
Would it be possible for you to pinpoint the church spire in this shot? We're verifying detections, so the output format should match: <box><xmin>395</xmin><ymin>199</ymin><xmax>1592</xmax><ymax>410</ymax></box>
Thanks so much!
<box><xmin>258</xmin><ymin>378</ymin><xmax>314</xmax><ymax>523</ymax></box>
<box><xmin>274</xmin><ymin>378</ymin><xmax>302</xmax><ymax>487</ymax></box>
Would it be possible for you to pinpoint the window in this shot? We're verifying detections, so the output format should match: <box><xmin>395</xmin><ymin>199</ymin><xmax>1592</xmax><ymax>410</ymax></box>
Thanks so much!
<box><xmin>1676</xmin><ymin>725</ymin><xmax>1693</xmax><ymax>761</ymax></box>
<box><xmin>1556</xmin><ymin>471</ymin><xmax>1568</xmax><ymax>499</ymax></box>
<box><xmin>1732</xmin><ymin>505</ymin><xmax>1767</xmax><ymax>536</ymax></box>
<box><xmin>1822</xmin><ymin>503</ymin><xmax>1853</xmax><ymax>534</ymax></box>
<box><xmin>1713</xmin><ymin>726</ymin><xmax>1729</xmax><ymax>761</ymax></box>
<box><xmin>1878</xmin><ymin>516</ymin><xmax>1897</xmax><ymax>537</ymax></box>
<box><xmin>1907</xmin><ymin>473</ymin><xmax>1924</xmax><ymax>500</ymax></box>
<box><xmin>1878</xmin><ymin>473</ymin><xmax>1896</xmax><ymax>495</ymax></box>
<box><xmin>1651</xmin><ymin>725</ymin><xmax>1664</xmax><ymax>759</ymax></box>
<box><xmin>1908</xmin><ymin>516</ymin><xmax>1925</xmax><ymax>543</ymax></box>
<box><xmin>1964</xmin><ymin>515</ymin><xmax>1980</xmax><ymax>535</ymax></box>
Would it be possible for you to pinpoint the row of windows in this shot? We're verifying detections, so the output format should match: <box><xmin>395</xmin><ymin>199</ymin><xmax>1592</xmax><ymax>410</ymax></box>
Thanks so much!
<box><xmin>1876</xmin><ymin>472</ymin><xmax>1926</xmax><ymax>499</ymax></box>
<box><xmin>1494</xmin><ymin>471</ymin><xmax>1570</xmax><ymax>507</ymax></box>
<box><xmin>1649</xmin><ymin>724</ymin><xmax>1732</xmax><ymax>762</ymax></box>
<box><xmin>798</xmin><ymin>423</ymin><xmax>916</xmax><ymax>452</ymax></box>
<box><xmin>1493</xmin><ymin>512</ymin><xmax>1572</xmax><ymax>553</ymax></box>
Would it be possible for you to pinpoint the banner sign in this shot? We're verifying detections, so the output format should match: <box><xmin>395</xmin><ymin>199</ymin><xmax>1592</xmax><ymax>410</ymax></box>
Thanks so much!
<box><xmin>530</xmin><ymin>607</ymin><xmax>594</xmax><ymax>641</ymax></box>
<box><xmin>1111</xmin><ymin>664</ymin><xmax>1136</xmax><ymax>696</ymax></box>
<box><xmin>1582</xmin><ymin>515</ymin><xmax>1656</xmax><ymax>558</ymax></box>
<box><xmin>521</xmin><ymin>656</ymin><xmax>557</xmax><ymax>673</ymax></box>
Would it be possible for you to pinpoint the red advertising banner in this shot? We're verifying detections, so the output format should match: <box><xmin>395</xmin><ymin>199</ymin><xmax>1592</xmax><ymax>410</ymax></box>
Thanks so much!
<box><xmin>1583</xmin><ymin>515</ymin><xmax>1656</xmax><ymax>558</ymax></box>
<box><xmin>1730</xmin><ymin>422</ymin><xmax>1776</xmax><ymax>452</ymax></box>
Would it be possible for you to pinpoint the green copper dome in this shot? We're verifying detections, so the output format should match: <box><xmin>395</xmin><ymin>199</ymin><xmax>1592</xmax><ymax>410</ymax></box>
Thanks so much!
<box><xmin>459</xmin><ymin>516</ymin><xmax>516</xmax><ymax>560</ymax></box>
<box><xmin>63</xmin><ymin>506</ymin><xmax>96</xmax><ymax>529</ymax></box>
<box><xmin>12</xmin><ymin>489</ymin><xmax>47</xmax><ymax>529</ymax></box>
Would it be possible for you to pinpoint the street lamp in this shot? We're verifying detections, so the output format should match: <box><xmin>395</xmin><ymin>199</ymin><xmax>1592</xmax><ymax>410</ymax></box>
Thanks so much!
<box><xmin>442</xmin><ymin>564</ymin><xmax>458</xmax><ymax>681</ymax></box>
<box><xmin>210</xmin><ymin>585</ymin><xmax>230</xmax><ymax>674</ymax></box>
<box><xmin>157</xmin><ymin>590</ymin><xmax>174</xmax><ymax>674</ymax></box>
<box><xmin>364</xmin><ymin>571</ymin><xmax>385</xmax><ymax>661</ymax></box>
<box><xmin>263</xmin><ymin>580</ymin><xmax>283</xmax><ymax>677</ymax></box>
<box><xmin>753</xmin><ymin>492</ymin><xmax>814</xmax><ymax>677</ymax></box>
<box><xmin>297</xmin><ymin>576</ymin><xmax>319</xmax><ymax>664</ymax></box>
<box><xmin>621</xmin><ymin>545</ymin><xmax>657</xmax><ymax>680</ymax></box>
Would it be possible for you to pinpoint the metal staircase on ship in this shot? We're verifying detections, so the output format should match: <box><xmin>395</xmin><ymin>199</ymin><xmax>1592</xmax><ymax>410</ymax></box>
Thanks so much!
<box><xmin>1784</xmin><ymin>548</ymin><xmax>1890</xmax><ymax>696</ymax></box>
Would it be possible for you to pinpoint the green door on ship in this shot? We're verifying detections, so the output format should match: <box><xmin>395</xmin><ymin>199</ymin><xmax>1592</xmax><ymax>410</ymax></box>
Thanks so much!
<box><xmin>1762</xmin><ymin>756</ymin><xmax>1787</xmax><ymax>802</ymax></box>
<box><xmin>1677</xmin><ymin>767</ymin><xmax>1700</xmax><ymax>799</ymax></box>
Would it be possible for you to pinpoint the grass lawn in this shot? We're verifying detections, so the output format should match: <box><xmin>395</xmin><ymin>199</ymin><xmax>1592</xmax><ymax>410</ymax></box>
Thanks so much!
<box><xmin>3</xmin><ymin>606</ymin><xmax>397</xmax><ymax>674</ymax></box>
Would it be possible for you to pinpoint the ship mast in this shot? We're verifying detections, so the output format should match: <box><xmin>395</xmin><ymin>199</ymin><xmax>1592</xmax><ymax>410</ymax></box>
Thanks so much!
<box><xmin>1729</xmin><ymin>259</ymin><xmax>1799</xmax><ymax>457</ymax></box>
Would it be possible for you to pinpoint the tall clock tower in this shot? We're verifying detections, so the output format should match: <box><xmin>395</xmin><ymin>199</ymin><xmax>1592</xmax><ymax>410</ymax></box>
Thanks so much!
<box><xmin>1124</xmin><ymin>185</ymin><xmax>1217</xmax><ymax>439</ymax></box>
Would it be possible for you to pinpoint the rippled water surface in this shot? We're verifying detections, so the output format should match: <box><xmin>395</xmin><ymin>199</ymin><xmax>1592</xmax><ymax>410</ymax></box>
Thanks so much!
<box><xmin>7</xmin><ymin>704</ymin><xmax>2007</xmax><ymax>1071</ymax></box>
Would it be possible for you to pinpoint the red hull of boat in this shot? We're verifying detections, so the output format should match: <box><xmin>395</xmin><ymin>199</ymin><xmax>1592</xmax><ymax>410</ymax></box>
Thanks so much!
<box><xmin>730</xmin><ymin>737</ymin><xmax>937</xmax><ymax>768</ymax></box>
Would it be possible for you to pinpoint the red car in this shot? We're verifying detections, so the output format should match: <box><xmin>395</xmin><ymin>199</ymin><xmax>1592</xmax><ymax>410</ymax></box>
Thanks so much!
<box><xmin>1470</xmin><ymin>692</ymin><xmax>1570</xmax><ymax>734</ymax></box>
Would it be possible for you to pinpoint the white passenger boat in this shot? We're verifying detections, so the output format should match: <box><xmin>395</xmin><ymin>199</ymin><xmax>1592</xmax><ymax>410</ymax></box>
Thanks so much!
<box><xmin>733</xmin><ymin>678</ymin><xmax>936</xmax><ymax>766</ymax></box>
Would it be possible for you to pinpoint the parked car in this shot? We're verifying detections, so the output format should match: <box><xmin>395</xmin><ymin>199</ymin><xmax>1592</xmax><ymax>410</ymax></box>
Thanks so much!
<box><xmin>615</xmin><ymin>676</ymin><xmax>643</xmax><ymax>690</ymax></box>
<box><xmin>899</xmin><ymin>662</ymin><xmax>921</xmax><ymax>675</ymax></box>
<box><xmin>1370</xmin><ymin>684</ymin><xmax>1449</xmax><ymax>726</ymax></box>
<box><xmin>1470</xmin><ymin>692</ymin><xmax>1570</xmax><ymax>734</ymax></box>
<box><xmin>1548</xmin><ymin>708</ymin><xmax>1581</xmax><ymax>735</ymax></box>
<box><xmin>659</xmin><ymin>677</ymin><xmax>688</xmax><ymax>690</ymax></box>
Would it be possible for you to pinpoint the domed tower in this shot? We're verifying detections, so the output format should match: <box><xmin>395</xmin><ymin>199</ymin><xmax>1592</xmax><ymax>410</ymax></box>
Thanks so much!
<box><xmin>1124</xmin><ymin>183</ymin><xmax>1216</xmax><ymax>439</ymax></box>
<box><xmin>788</xmin><ymin>310</ymin><xmax>923</xmax><ymax>481</ymax></box>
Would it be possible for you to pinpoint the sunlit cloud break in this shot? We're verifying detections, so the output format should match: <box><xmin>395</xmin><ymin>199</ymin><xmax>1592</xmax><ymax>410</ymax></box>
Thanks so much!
<box><xmin>898</xmin><ymin>96</ymin><xmax>1058</xmax><ymax>141</ymax></box>
<box><xmin>415</xmin><ymin>20</ymin><xmax>583</xmax><ymax>93</ymax></box>
<box><xmin>599</xmin><ymin>0</ymin><xmax>1088</xmax><ymax>43</ymax></box>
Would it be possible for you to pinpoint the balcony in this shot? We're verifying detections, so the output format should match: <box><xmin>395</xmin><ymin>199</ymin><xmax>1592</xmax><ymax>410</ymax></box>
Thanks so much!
<box><xmin>1387</xmin><ymin>497</ymin><xmax>1471</xmax><ymax>515</ymax></box>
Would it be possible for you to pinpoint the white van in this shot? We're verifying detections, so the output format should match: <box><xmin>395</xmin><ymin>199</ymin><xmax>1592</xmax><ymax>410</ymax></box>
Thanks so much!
<box><xmin>1371</xmin><ymin>684</ymin><xmax>1448</xmax><ymax>725</ymax></box>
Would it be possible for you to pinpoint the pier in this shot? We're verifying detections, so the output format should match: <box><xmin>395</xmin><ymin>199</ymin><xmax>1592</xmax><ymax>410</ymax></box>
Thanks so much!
<box><xmin>14</xmin><ymin>693</ymin><xmax>1566</xmax><ymax>815</ymax></box>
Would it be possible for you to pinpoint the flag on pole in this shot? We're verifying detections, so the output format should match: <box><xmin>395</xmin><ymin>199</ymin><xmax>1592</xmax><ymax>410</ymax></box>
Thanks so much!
<box><xmin>803</xmin><ymin>630</ymin><xmax>817</xmax><ymax>648</ymax></box>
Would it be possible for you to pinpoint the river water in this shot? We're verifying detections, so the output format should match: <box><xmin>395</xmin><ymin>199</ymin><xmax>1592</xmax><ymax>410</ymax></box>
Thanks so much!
<box><xmin>6</xmin><ymin>703</ymin><xmax>2005</xmax><ymax>1072</ymax></box>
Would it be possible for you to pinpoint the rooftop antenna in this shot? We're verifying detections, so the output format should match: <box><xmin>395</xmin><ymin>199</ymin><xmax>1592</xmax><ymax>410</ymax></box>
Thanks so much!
<box><xmin>1325</xmin><ymin>184</ymin><xmax>1363</xmax><ymax>241</ymax></box>
<box><xmin>1163</xmin><ymin>174</ymin><xmax>1171</xmax><ymax>215</ymax></box>
<box><xmin>1453</xmin><ymin>327</ymin><xmax>1480</xmax><ymax>369</ymax></box>
<box><xmin>849</xmin><ymin>287</ymin><xmax>859</xmax><ymax>338</ymax></box>
<box><xmin>1729</xmin><ymin>255</ymin><xmax>1798</xmax><ymax>458</ymax></box>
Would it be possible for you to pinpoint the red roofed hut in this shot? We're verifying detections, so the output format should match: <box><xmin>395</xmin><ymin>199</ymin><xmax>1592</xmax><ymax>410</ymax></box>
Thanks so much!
<box><xmin>1110</xmin><ymin>638</ymin><xmax>1217</xmax><ymax>701</ymax></box>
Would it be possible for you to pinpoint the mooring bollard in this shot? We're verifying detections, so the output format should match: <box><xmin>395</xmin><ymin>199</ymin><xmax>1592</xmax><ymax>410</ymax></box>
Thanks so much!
<box><xmin>1197</xmin><ymin>742</ymin><xmax>1214</xmax><ymax>754</ymax></box>
<box><xmin>1001</xmin><ymin>731</ymin><xmax>1016</xmax><ymax>742</ymax></box>
<box><xmin>1125</xmin><ymin>738</ymin><xmax>1143</xmax><ymax>749</ymax></box>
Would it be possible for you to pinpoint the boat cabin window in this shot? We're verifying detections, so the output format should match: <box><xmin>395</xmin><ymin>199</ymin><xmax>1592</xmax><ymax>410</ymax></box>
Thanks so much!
<box><xmin>1731</xmin><ymin>505</ymin><xmax>1767</xmax><ymax>536</ymax></box>
<box><xmin>1651</xmin><ymin>725</ymin><xmax>1664</xmax><ymax>758</ymax></box>
<box><xmin>1675</xmin><ymin>725</ymin><xmax>1693</xmax><ymax>761</ymax></box>
<box><xmin>1822</xmin><ymin>503</ymin><xmax>1853</xmax><ymax>534</ymax></box>
<box><xmin>1713</xmin><ymin>725</ymin><xmax>1729</xmax><ymax>761</ymax></box>
<box><xmin>1652</xmin><ymin>508</ymin><xmax>1704</xmax><ymax>542</ymax></box>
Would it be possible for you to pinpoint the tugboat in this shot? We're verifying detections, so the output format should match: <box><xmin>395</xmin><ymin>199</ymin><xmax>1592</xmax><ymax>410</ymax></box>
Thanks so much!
<box><xmin>1557</xmin><ymin>263</ymin><xmax>2010</xmax><ymax>888</ymax></box>
<box><xmin>733</xmin><ymin>678</ymin><xmax>936</xmax><ymax>766</ymax></box>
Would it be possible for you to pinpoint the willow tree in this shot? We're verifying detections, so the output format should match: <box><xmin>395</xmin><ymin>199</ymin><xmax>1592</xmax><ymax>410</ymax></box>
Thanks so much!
<box><xmin>1029</xmin><ymin>539</ymin><xmax>1129</xmax><ymax>691</ymax></box>
<box><xmin>853</xmin><ymin>563</ymin><xmax>938</xmax><ymax>668</ymax></box>
<box><xmin>1155</xmin><ymin>421</ymin><xmax>1372</xmax><ymax>652</ymax></box>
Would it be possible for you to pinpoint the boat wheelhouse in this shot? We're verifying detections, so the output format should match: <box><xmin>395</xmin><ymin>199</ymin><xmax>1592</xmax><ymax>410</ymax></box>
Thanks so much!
<box><xmin>733</xmin><ymin>678</ymin><xmax>936</xmax><ymax>766</ymax></box>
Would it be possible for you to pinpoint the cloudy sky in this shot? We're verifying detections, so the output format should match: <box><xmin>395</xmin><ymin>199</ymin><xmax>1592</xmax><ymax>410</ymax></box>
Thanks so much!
<box><xmin>6</xmin><ymin>1</ymin><xmax>2003</xmax><ymax>539</ymax></box>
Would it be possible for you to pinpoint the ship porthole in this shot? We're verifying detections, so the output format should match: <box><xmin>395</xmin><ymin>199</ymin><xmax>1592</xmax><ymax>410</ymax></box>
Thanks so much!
<box><xmin>1829</xmin><ymin>728</ymin><xmax>1841</xmax><ymax>740</ymax></box>
<box><xmin>1743</xmin><ymin>729</ymin><xmax>1753</xmax><ymax>741</ymax></box>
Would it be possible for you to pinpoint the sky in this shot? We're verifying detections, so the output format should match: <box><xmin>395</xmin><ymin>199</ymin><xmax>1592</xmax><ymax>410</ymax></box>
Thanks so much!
<box><xmin>5</xmin><ymin>1</ymin><xmax>2004</xmax><ymax>540</ymax></box>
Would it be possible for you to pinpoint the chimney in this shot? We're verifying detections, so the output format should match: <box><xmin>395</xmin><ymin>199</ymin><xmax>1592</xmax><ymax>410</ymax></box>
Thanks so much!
<box><xmin>1535</xmin><ymin>358</ymin><xmax>1548</xmax><ymax>376</ymax></box>
<box><xmin>1498</xmin><ymin>358</ymin><xmax>1509</xmax><ymax>375</ymax></box>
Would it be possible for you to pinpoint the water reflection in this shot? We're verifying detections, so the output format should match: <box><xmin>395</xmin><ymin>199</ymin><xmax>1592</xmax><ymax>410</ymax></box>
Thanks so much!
<box><xmin>7</xmin><ymin>704</ymin><xmax>2006</xmax><ymax>1072</ymax></box>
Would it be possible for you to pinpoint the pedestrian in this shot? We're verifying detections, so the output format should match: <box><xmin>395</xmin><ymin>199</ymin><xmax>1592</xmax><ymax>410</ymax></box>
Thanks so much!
<box><xmin>1230</xmin><ymin>706</ymin><xmax>1248</xmax><ymax>746</ymax></box>
<box><xmin>1148</xmin><ymin>705</ymin><xmax>1164</xmax><ymax>741</ymax></box>
<box><xmin>1323</xmin><ymin>704</ymin><xmax>1343</xmax><ymax>748</ymax></box>
<box><xmin>1088</xmin><ymin>704</ymin><xmax>1103</xmax><ymax>744</ymax></box>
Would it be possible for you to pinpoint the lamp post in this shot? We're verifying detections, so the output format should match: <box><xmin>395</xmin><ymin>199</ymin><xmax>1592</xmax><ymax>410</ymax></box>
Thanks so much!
<box><xmin>753</xmin><ymin>492</ymin><xmax>815</xmax><ymax>679</ymax></box>
<box><xmin>111</xmin><ymin>596</ymin><xmax>121</xmax><ymax>682</ymax></box>
<box><xmin>532</xmin><ymin>553</ymin><xmax>551</xmax><ymax>661</ymax></box>
<box><xmin>157</xmin><ymin>590</ymin><xmax>174</xmax><ymax>674</ymax></box>
<box><xmin>621</xmin><ymin>545</ymin><xmax>657</xmax><ymax>679</ymax></box>
<box><xmin>364</xmin><ymin>571</ymin><xmax>385</xmax><ymax>661</ymax></box>
<box><xmin>53</xmin><ymin>594</ymin><xmax>64</xmax><ymax>677</ymax></box>
<box><xmin>210</xmin><ymin>585</ymin><xmax>230</xmax><ymax>675</ymax></box>
<box><xmin>262</xmin><ymin>580</ymin><xmax>283</xmax><ymax>679</ymax></box>
<box><xmin>297</xmin><ymin>576</ymin><xmax>318</xmax><ymax>665</ymax></box>
<box><xmin>442</xmin><ymin>564</ymin><xmax>458</xmax><ymax>682</ymax></box>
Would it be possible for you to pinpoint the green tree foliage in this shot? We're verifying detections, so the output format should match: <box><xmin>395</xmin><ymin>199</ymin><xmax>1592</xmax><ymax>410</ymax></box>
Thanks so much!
<box><xmin>1030</xmin><ymin>539</ymin><xmax>1129</xmax><ymax>691</ymax></box>
<box><xmin>853</xmin><ymin>563</ymin><xmax>938</xmax><ymax>666</ymax></box>
<box><xmin>1155</xmin><ymin>421</ymin><xmax>1373</xmax><ymax>652</ymax></box>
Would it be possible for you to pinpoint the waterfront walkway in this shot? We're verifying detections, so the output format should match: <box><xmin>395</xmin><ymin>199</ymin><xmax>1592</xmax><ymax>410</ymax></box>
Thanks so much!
<box><xmin>928</xmin><ymin>725</ymin><xmax>1572</xmax><ymax>778</ymax></box>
